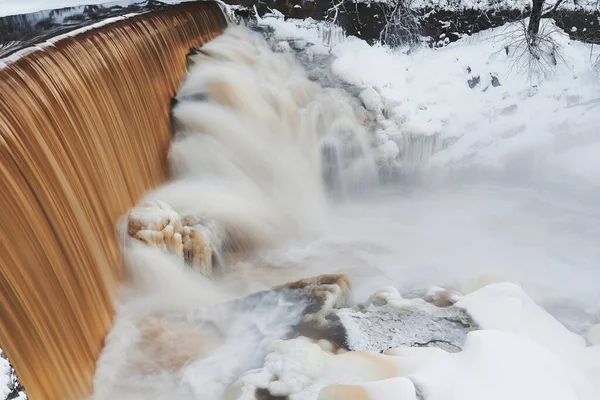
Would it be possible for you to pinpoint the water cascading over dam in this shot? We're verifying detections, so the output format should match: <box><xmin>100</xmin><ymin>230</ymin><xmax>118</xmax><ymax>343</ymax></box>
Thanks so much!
<box><xmin>0</xmin><ymin>3</ymin><xmax>227</xmax><ymax>399</ymax></box>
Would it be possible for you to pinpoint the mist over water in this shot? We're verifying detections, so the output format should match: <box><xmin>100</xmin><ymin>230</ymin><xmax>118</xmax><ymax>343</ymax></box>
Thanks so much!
<box><xmin>94</xmin><ymin>24</ymin><xmax>600</xmax><ymax>399</ymax></box>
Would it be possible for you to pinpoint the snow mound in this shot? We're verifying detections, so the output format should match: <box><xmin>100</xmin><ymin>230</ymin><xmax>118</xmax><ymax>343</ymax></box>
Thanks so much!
<box><xmin>331</xmin><ymin>20</ymin><xmax>600</xmax><ymax>182</ymax></box>
<box><xmin>227</xmin><ymin>283</ymin><xmax>600</xmax><ymax>400</ymax></box>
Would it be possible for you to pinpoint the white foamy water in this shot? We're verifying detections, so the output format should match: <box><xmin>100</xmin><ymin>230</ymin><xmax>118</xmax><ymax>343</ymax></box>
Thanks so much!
<box><xmin>91</xmin><ymin>21</ymin><xmax>600</xmax><ymax>400</ymax></box>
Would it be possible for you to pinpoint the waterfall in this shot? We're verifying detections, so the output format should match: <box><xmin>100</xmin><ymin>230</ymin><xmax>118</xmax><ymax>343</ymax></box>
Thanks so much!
<box><xmin>0</xmin><ymin>3</ymin><xmax>227</xmax><ymax>399</ymax></box>
<box><xmin>92</xmin><ymin>25</ymin><xmax>378</xmax><ymax>400</ymax></box>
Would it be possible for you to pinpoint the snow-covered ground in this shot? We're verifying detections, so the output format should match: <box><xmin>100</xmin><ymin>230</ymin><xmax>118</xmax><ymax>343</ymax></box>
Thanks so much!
<box><xmin>260</xmin><ymin>14</ymin><xmax>600</xmax><ymax>186</ymax></box>
<box><xmin>228</xmin><ymin>283</ymin><xmax>600</xmax><ymax>400</ymax></box>
<box><xmin>0</xmin><ymin>354</ymin><xmax>9</xmax><ymax>400</ymax></box>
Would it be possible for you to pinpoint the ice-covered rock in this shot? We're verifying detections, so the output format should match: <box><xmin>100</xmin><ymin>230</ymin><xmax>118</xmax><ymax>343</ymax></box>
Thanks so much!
<box><xmin>336</xmin><ymin>297</ymin><xmax>476</xmax><ymax>353</ymax></box>
<box><xmin>359</xmin><ymin>87</ymin><xmax>384</xmax><ymax>114</ymax></box>
<box><xmin>127</xmin><ymin>201</ymin><xmax>227</xmax><ymax>277</ymax></box>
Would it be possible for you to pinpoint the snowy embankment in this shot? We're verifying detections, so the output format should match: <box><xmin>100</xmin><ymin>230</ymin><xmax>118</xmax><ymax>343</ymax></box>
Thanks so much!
<box><xmin>227</xmin><ymin>283</ymin><xmax>600</xmax><ymax>400</ymax></box>
<box><xmin>259</xmin><ymin>12</ymin><xmax>600</xmax><ymax>185</ymax></box>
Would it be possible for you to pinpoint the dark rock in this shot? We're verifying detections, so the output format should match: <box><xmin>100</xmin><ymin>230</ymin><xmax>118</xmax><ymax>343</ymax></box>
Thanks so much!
<box><xmin>468</xmin><ymin>75</ymin><xmax>480</xmax><ymax>89</ymax></box>
<box><xmin>255</xmin><ymin>388</ymin><xmax>288</xmax><ymax>400</ymax></box>
<box><xmin>491</xmin><ymin>74</ymin><xmax>501</xmax><ymax>87</ymax></box>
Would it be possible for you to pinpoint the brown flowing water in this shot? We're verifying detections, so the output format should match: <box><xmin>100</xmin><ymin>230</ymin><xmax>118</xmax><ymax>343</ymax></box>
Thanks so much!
<box><xmin>0</xmin><ymin>3</ymin><xmax>227</xmax><ymax>399</ymax></box>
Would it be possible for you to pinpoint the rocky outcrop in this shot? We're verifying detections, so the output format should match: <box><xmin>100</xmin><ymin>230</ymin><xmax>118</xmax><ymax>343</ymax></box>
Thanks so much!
<box><xmin>336</xmin><ymin>299</ymin><xmax>476</xmax><ymax>353</ymax></box>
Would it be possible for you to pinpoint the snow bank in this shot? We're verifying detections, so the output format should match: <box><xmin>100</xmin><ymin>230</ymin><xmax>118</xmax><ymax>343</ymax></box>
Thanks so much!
<box><xmin>0</xmin><ymin>353</ymin><xmax>9</xmax><ymax>399</ymax></box>
<box><xmin>227</xmin><ymin>283</ymin><xmax>600</xmax><ymax>400</ymax></box>
<box><xmin>260</xmin><ymin>14</ymin><xmax>600</xmax><ymax>184</ymax></box>
<box><xmin>412</xmin><ymin>329</ymin><xmax>582</xmax><ymax>400</ymax></box>
<box><xmin>333</xmin><ymin>20</ymin><xmax>600</xmax><ymax>179</ymax></box>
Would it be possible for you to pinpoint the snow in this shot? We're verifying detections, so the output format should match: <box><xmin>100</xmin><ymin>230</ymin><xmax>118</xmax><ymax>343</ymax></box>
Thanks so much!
<box><xmin>227</xmin><ymin>284</ymin><xmax>600</xmax><ymax>400</ymax></box>
<box><xmin>258</xmin><ymin>12</ymin><xmax>600</xmax><ymax>183</ymax></box>
<box><xmin>412</xmin><ymin>330</ymin><xmax>583</xmax><ymax>400</ymax></box>
<box><xmin>235</xmin><ymin>20</ymin><xmax>600</xmax><ymax>399</ymax></box>
<box><xmin>329</xmin><ymin>20</ymin><xmax>600</xmax><ymax>182</ymax></box>
<box><xmin>0</xmin><ymin>353</ymin><xmax>9</xmax><ymax>400</ymax></box>
<box><xmin>456</xmin><ymin>282</ymin><xmax>587</xmax><ymax>351</ymax></box>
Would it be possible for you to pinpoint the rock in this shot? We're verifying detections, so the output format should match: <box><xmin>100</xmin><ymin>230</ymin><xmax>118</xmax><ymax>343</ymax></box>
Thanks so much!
<box><xmin>423</xmin><ymin>287</ymin><xmax>462</xmax><ymax>307</ymax></box>
<box><xmin>127</xmin><ymin>200</ymin><xmax>226</xmax><ymax>277</ymax></box>
<box><xmin>127</xmin><ymin>200</ymin><xmax>179</xmax><ymax>236</ymax></box>
<box><xmin>467</xmin><ymin>75</ymin><xmax>480</xmax><ymax>89</ymax></box>
<box><xmin>289</xmin><ymin>38</ymin><xmax>310</xmax><ymax>51</ymax></box>
<box><xmin>359</xmin><ymin>87</ymin><xmax>384</xmax><ymax>114</ymax></box>
<box><xmin>273</xmin><ymin>40</ymin><xmax>290</xmax><ymax>52</ymax></box>
<box><xmin>335</xmin><ymin>298</ymin><xmax>476</xmax><ymax>353</ymax></box>
<box><xmin>490</xmin><ymin>73</ymin><xmax>501</xmax><ymax>87</ymax></box>
<box><xmin>222</xmin><ymin>283</ymin><xmax>477</xmax><ymax>400</ymax></box>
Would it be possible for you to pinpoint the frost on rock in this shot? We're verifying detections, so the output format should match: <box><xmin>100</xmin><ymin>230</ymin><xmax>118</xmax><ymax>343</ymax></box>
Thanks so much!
<box><xmin>336</xmin><ymin>294</ymin><xmax>476</xmax><ymax>353</ymax></box>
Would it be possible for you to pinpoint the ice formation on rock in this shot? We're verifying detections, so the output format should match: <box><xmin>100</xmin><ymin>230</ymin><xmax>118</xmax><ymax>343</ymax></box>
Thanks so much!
<box><xmin>127</xmin><ymin>200</ymin><xmax>226</xmax><ymax>276</ymax></box>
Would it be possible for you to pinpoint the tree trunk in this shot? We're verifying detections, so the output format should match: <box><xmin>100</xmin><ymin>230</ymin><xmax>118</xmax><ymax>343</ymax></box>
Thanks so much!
<box><xmin>528</xmin><ymin>0</ymin><xmax>545</xmax><ymax>47</ymax></box>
